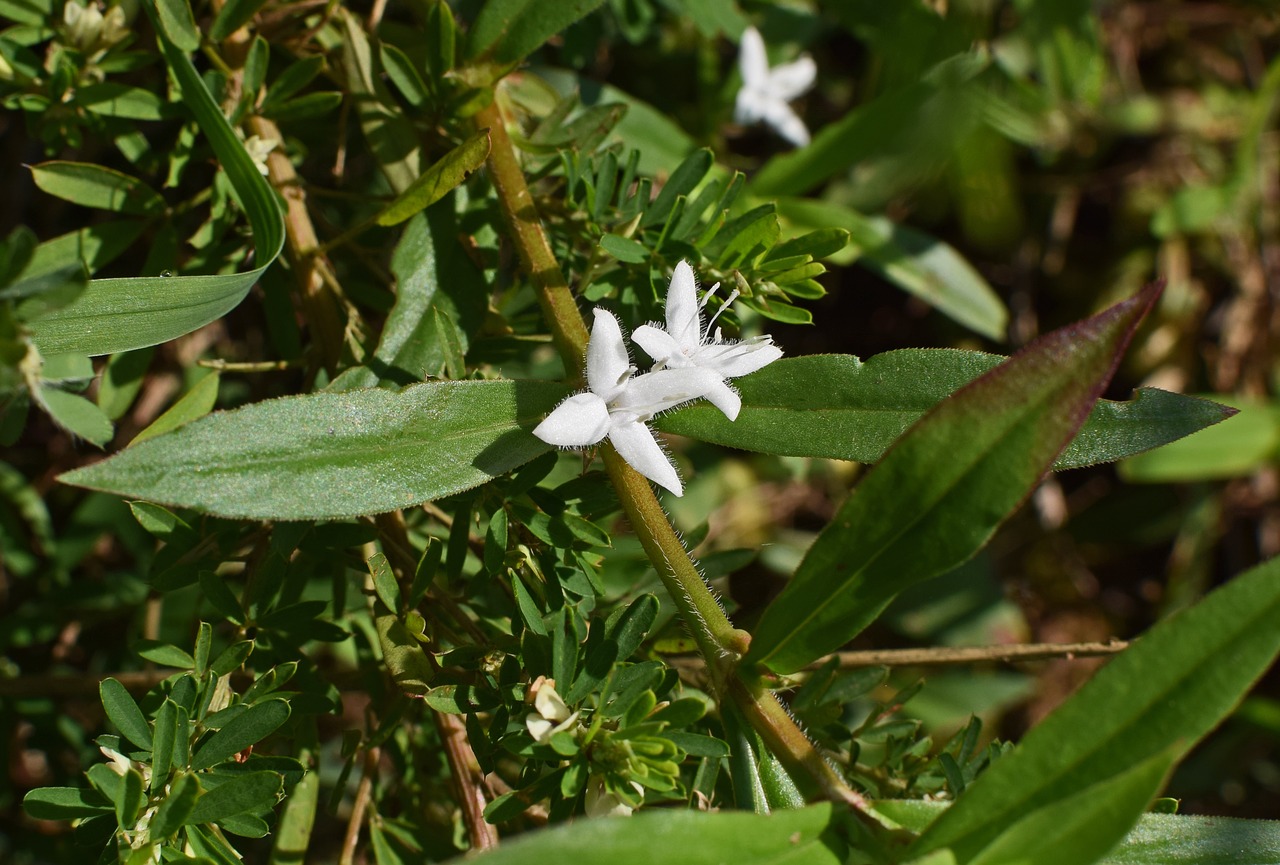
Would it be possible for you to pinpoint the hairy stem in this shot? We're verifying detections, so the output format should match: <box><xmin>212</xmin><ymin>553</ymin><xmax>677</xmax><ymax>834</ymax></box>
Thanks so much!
<box><xmin>476</xmin><ymin>94</ymin><xmax>856</xmax><ymax>802</ymax></box>
<box><xmin>474</xmin><ymin>101</ymin><xmax>590</xmax><ymax>375</ymax></box>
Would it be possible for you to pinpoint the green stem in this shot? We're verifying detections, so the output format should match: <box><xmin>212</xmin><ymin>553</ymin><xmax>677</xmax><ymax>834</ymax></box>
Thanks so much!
<box><xmin>476</xmin><ymin>94</ymin><xmax>861</xmax><ymax>808</ymax></box>
<box><xmin>474</xmin><ymin>101</ymin><xmax>590</xmax><ymax>377</ymax></box>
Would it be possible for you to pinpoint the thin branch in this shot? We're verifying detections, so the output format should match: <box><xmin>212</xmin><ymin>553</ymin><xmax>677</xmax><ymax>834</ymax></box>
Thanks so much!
<box><xmin>433</xmin><ymin>711</ymin><xmax>499</xmax><ymax>851</ymax></box>
<box><xmin>817</xmin><ymin>640</ymin><xmax>1130</xmax><ymax>669</ymax></box>
<box><xmin>339</xmin><ymin>746</ymin><xmax>380</xmax><ymax>865</ymax></box>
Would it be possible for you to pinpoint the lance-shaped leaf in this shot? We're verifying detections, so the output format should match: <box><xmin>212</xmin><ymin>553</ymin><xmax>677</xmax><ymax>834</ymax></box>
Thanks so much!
<box><xmin>655</xmin><ymin>352</ymin><xmax>1234</xmax><ymax>471</ymax></box>
<box><xmin>468</xmin><ymin>802</ymin><xmax>842</xmax><ymax>865</ymax></box>
<box><xmin>375</xmin><ymin>131</ymin><xmax>492</xmax><ymax>226</ymax></box>
<box><xmin>909</xmin><ymin>552</ymin><xmax>1280</xmax><ymax>862</ymax></box>
<box><xmin>59</xmin><ymin>380</ymin><xmax>570</xmax><ymax>521</ymax></box>
<box><xmin>747</xmin><ymin>283</ymin><xmax>1162</xmax><ymax>675</ymax></box>
<box><xmin>466</xmin><ymin>0</ymin><xmax>608</xmax><ymax>69</ymax></box>
<box><xmin>25</xmin><ymin>3</ymin><xmax>284</xmax><ymax>357</ymax></box>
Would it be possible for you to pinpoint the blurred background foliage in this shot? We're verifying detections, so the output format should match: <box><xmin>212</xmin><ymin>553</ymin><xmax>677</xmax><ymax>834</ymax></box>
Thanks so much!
<box><xmin>2</xmin><ymin>0</ymin><xmax>1280</xmax><ymax>859</ymax></box>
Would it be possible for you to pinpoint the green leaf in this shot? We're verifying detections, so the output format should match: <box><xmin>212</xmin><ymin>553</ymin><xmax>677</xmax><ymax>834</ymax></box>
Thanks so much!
<box><xmin>134</xmin><ymin>640</ymin><xmax>196</xmax><ymax>668</ymax></box>
<box><xmin>376</xmin><ymin>614</ymin><xmax>434</xmax><ymax>696</ymax></box>
<box><xmin>76</xmin><ymin>83</ymin><xmax>167</xmax><ymax>120</ymax></box>
<box><xmin>98</xmin><ymin>347</ymin><xmax>154</xmax><ymax>420</ymax></box>
<box><xmin>151</xmin><ymin>699</ymin><xmax>179</xmax><ymax>787</ymax></box>
<box><xmin>132</xmin><ymin>372</ymin><xmax>220</xmax><ymax>445</ymax></box>
<box><xmin>469</xmin><ymin>802</ymin><xmax>842</xmax><ymax>865</ymax></box>
<box><xmin>599</xmin><ymin>233</ymin><xmax>649</xmax><ymax>264</ymax></box>
<box><xmin>153</xmin><ymin>0</ymin><xmax>200</xmax><ymax>51</ymax></box>
<box><xmin>966</xmin><ymin>749</ymin><xmax>1176</xmax><ymax>865</ymax></box>
<box><xmin>1119</xmin><ymin>396</ymin><xmax>1273</xmax><ymax>482</ymax></box>
<box><xmin>259</xmin><ymin>91</ymin><xmax>344</xmax><ymax>122</ymax></box>
<box><xmin>209</xmin><ymin>0</ymin><xmax>269</xmax><ymax>41</ymax></box>
<box><xmin>375</xmin><ymin>130</ymin><xmax>491</xmax><ymax>226</ymax></box>
<box><xmin>100</xmin><ymin>676</ymin><xmax>153</xmax><ymax>750</ymax></box>
<box><xmin>61</xmin><ymin>379</ymin><xmax>570</xmax><ymax>521</ymax></box>
<box><xmin>29</xmin><ymin>162</ymin><xmax>165</xmax><ymax>215</ymax></box>
<box><xmin>656</xmin><ymin>352</ymin><xmax>1233</xmax><ymax>471</ymax></box>
<box><xmin>25</xmin><ymin>10</ymin><xmax>284</xmax><ymax>357</ymax></box>
<box><xmin>25</xmin><ymin>221</ymin><xmax>147</xmax><ymax>280</ymax></box>
<box><xmin>776</xmin><ymin>199</ymin><xmax>1007</xmax><ymax>340</ymax></box>
<box><xmin>368</xmin><ymin>552</ymin><xmax>402</xmax><ymax>612</ymax></box>
<box><xmin>187</xmin><ymin>771</ymin><xmax>283</xmax><ymax>826</ymax></box>
<box><xmin>467</xmin><ymin>0</ymin><xmax>608</xmax><ymax>68</ymax></box>
<box><xmin>909</xmin><ymin>552</ymin><xmax>1280</xmax><ymax>861</ymax></box>
<box><xmin>22</xmin><ymin>786</ymin><xmax>111</xmax><ymax>820</ymax></box>
<box><xmin>116</xmin><ymin>767</ymin><xmax>146</xmax><ymax>829</ymax></box>
<box><xmin>879</xmin><ymin>800</ymin><xmax>1280</xmax><ymax>864</ymax></box>
<box><xmin>35</xmin><ymin>385</ymin><xmax>113</xmax><ymax>446</ymax></box>
<box><xmin>747</xmin><ymin>285</ymin><xmax>1161</xmax><ymax>674</ymax></box>
<box><xmin>379</xmin><ymin>42</ymin><xmax>430</xmax><ymax>108</ymax></box>
<box><xmin>191</xmin><ymin>700</ymin><xmax>290</xmax><ymax>770</ymax></box>
<box><xmin>151</xmin><ymin>773</ymin><xmax>200</xmax><ymax>838</ymax></box>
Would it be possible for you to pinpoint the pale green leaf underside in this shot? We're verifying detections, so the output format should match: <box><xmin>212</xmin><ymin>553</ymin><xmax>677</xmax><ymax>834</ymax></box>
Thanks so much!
<box><xmin>59</xmin><ymin>381</ymin><xmax>570</xmax><ymax>521</ymax></box>
<box><xmin>465</xmin><ymin>802</ymin><xmax>841</xmax><ymax>865</ymax></box>
<box><xmin>25</xmin><ymin>10</ymin><xmax>284</xmax><ymax>357</ymax></box>
<box><xmin>657</xmin><ymin>352</ymin><xmax>1232</xmax><ymax>470</ymax></box>
<box><xmin>879</xmin><ymin>800</ymin><xmax>1280</xmax><ymax>865</ymax></box>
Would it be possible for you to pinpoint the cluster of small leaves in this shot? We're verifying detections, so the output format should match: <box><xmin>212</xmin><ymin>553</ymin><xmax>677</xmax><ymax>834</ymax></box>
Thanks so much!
<box><xmin>508</xmin><ymin>91</ymin><xmax>842</xmax><ymax>326</ymax></box>
<box><xmin>22</xmin><ymin>623</ymin><xmax>305</xmax><ymax>864</ymax></box>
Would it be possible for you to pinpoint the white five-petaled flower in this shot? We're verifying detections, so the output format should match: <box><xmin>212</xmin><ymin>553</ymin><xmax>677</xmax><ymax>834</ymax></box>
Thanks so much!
<box><xmin>534</xmin><ymin>308</ymin><xmax>726</xmax><ymax>497</ymax></box>
<box><xmin>632</xmin><ymin>261</ymin><xmax>783</xmax><ymax>401</ymax></box>
<box><xmin>525</xmin><ymin>679</ymin><xmax>580</xmax><ymax>745</ymax></box>
<box><xmin>733</xmin><ymin>25</ymin><xmax>817</xmax><ymax>148</ymax></box>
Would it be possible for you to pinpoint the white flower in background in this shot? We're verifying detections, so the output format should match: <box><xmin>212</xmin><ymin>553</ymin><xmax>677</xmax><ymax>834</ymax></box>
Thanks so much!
<box><xmin>525</xmin><ymin>678</ymin><xmax>579</xmax><ymax>744</ymax></box>
<box><xmin>534</xmin><ymin>308</ymin><xmax>727</xmax><ymax>496</ymax></box>
<box><xmin>631</xmin><ymin>261</ymin><xmax>783</xmax><ymax>397</ymax></box>
<box><xmin>243</xmin><ymin>134</ymin><xmax>279</xmax><ymax>176</ymax></box>
<box><xmin>584</xmin><ymin>776</ymin><xmax>644</xmax><ymax>818</ymax></box>
<box><xmin>733</xmin><ymin>25</ymin><xmax>817</xmax><ymax>148</ymax></box>
<box><xmin>63</xmin><ymin>1</ymin><xmax>127</xmax><ymax>53</ymax></box>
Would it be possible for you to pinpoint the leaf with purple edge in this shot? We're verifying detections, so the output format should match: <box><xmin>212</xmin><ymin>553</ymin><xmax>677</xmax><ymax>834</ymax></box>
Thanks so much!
<box><xmin>746</xmin><ymin>282</ymin><xmax>1164</xmax><ymax>675</ymax></box>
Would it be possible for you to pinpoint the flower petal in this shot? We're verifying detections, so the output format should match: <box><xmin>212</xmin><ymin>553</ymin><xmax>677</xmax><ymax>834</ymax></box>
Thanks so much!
<box><xmin>616</xmin><ymin>366</ymin><xmax>724</xmax><ymax>416</ymax></box>
<box><xmin>738</xmin><ymin>26</ymin><xmax>770</xmax><ymax>89</ymax></box>
<box><xmin>587</xmin><ymin>308</ymin><xmax>632</xmax><ymax>402</ymax></box>
<box><xmin>759</xmin><ymin>97</ymin><xmax>810</xmax><ymax>148</ymax></box>
<box><xmin>631</xmin><ymin>324</ymin><xmax>685</xmax><ymax>368</ymax></box>
<box><xmin>664</xmin><ymin>261</ymin><xmax>703</xmax><ymax>350</ymax></box>
<box><xmin>698</xmin><ymin>339</ymin><xmax>784</xmax><ymax>379</ymax></box>
<box><xmin>534</xmin><ymin>682</ymin><xmax>572</xmax><ymax>723</ymax></box>
<box><xmin>767</xmin><ymin>56</ymin><xmax>817</xmax><ymax>101</ymax></box>
<box><xmin>699</xmin><ymin>376</ymin><xmax>743</xmax><ymax>421</ymax></box>
<box><xmin>609</xmin><ymin>419</ymin><xmax>682</xmax><ymax>496</ymax></box>
<box><xmin>533</xmin><ymin>393</ymin><xmax>610</xmax><ymax>447</ymax></box>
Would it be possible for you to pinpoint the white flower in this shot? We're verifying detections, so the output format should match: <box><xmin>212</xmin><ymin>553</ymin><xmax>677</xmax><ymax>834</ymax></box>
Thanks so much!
<box><xmin>584</xmin><ymin>776</ymin><xmax>644</xmax><ymax>818</ymax></box>
<box><xmin>534</xmin><ymin>308</ymin><xmax>727</xmax><ymax>497</ymax></box>
<box><xmin>63</xmin><ymin>1</ymin><xmax>127</xmax><ymax>53</ymax></box>
<box><xmin>733</xmin><ymin>25</ymin><xmax>816</xmax><ymax>148</ymax></box>
<box><xmin>631</xmin><ymin>261</ymin><xmax>783</xmax><ymax>399</ymax></box>
<box><xmin>525</xmin><ymin>679</ymin><xmax>580</xmax><ymax>744</ymax></box>
<box><xmin>243</xmin><ymin>135</ymin><xmax>278</xmax><ymax>176</ymax></box>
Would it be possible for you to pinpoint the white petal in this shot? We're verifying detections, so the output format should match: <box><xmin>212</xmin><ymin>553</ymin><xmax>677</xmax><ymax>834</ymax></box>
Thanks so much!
<box><xmin>760</xmin><ymin>98</ymin><xmax>811</xmax><ymax>148</ymax></box>
<box><xmin>585</xmin><ymin>777</ymin><xmax>635</xmax><ymax>818</ymax></box>
<box><xmin>734</xmin><ymin>88</ymin><xmax>767</xmax><ymax>126</ymax></box>
<box><xmin>664</xmin><ymin>261</ymin><xmax>702</xmax><ymax>350</ymax></box>
<box><xmin>587</xmin><ymin>308</ymin><xmax>632</xmax><ymax>402</ymax></box>
<box><xmin>699</xmin><ymin>377</ymin><xmax>742</xmax><ymax>421</ymax></box>
<box><xmin>631</xmin><ymin>324</ymin><xmax>684</xmax><ymax>367</ymax></box>
<box><xmin>767</xmin><ymin>56</ymin><xmax>817</xmax><ymax>101</ymax></box>
<box><xmin>738</xmin><ymin>26</ymin><xmax>770</xmax><ymax>88</ymax></box>
<box><xmin>526</xmin><ymin>713</ymin><xmax>555</xmax><ymax>743</ymax></box>
<box><xmin>697</xmin><ymin>339</ymin><xmax>783</xmax><ymax>378</ymax></box>
<box><xmin>609</xmin><ymin>419</ymin><xmax>682</xmax><ymax>496</ymax></box>
<box><xmin>615</xmin><ymin>367</ymin><xmax>725</xmax><ymax>416</ymax></box>
<box><xmin>534</xmin><ymin>683</ymin><xmax>572</xmax><ymax>723</ymax></box>
<box><xmin>533</xmin><ymin>393</ymin><xmax>610</xmax><ymax>447</ymax></box>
